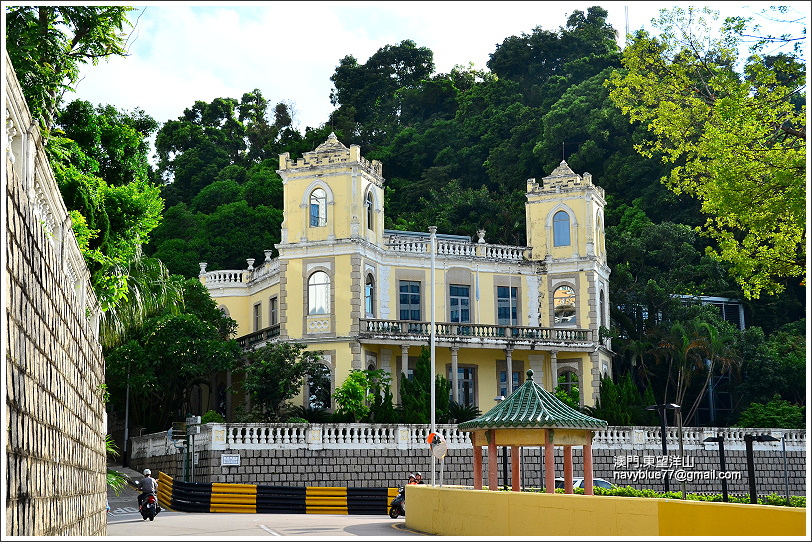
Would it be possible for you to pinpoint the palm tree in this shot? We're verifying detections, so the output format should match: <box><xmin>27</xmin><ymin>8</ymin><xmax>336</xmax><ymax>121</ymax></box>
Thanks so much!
<box><xmin>98</xmin><ymin>246</ymin><xmax>185</xmax><ymax>350</ymax></box>
<box><xmin>655</xmin><ymin>318</ymin><xmax>740</xmax><ymax>426</ymax></box>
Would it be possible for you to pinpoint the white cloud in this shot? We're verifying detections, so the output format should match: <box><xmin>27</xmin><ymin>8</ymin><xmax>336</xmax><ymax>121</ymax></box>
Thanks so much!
<box><xmin>69</xmin><ymin>1</ymin><xmax>809</xmax><ymax>136</ymax></box>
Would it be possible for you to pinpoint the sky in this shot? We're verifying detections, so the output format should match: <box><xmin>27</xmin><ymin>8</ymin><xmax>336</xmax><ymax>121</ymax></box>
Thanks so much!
<box><xmin>10</xmin><ymin>1</ymin><xmax>812</xmax><ymax>151</ymax></box>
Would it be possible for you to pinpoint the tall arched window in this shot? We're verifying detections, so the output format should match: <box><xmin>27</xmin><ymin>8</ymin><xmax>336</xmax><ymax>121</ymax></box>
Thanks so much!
<box><xmin>554</xmin><ymin>285</ymin><xmax>576</xmax><ymax>324</ymax></box>
<box><xmin>308</xmin><ymin>363</ymin><xmax>332</xmax><ymax>409</ymax></box>
<box><xmin>308</xmin><ymin>271</ymin><xmax>330</xmax><ymax>314</ymax></box>
<box><xmin>310</xmin><ymin>188</ymin><xmax>327</xmax><ymax>227</ymax></box>
<box><xmin>599</xmin><ymin>289</ymin><xmax>605</xmax><ymax>329</ymax></box>
<box><xmin>365</xmin><ymin>192</ymin><xmax>374</xmax><ymax>230</ymax></box>
<box><xmin>553</xmin><ymin>210</ymin><xmax>570</xmax><ymax>246</ymax></box>
<box><xmin>364</xmin><ymin>274</ymin><xmax>375</xmax><ymax>317</ymax></box>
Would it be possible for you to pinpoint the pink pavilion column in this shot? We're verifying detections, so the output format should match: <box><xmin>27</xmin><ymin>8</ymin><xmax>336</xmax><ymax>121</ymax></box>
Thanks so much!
<box><xmin>544</xmin><ymin>429</ymin><xmax>555</xmax><ymax>493</ymax></box>
<box><xmin>511</xmin><ymin>446</ymin><xmax>521</xmax><ymax>491</ymax></box>
<box><xmin>563</xmin><ymin>445</ymin><xmax>573</xmax><ymax>494</ymax></box>
<box><xmin>488</xmin><ymin>430</ymin><xmax>499</xmax><ymax>491</ymax></box>
<box><xmin>473</xmin><ymin>443</ymin><xmax>483</xmax><ymax>490</ymax></box>
<box><xmin>583</xmin><ymin>443</ymin><xmax>594</xmax><ymax>496</ymax></box>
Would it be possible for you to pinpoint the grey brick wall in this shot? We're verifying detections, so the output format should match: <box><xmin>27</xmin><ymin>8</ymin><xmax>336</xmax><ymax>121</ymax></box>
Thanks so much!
<box><xmin>130</xmin><ymin>445</ymin><xmax>805</xmax><ymax>498</ymax></box>
<box><xmin>5</xmin><ymin>51</ymin><xmax>107</xmax><ymax>536</ymax></box>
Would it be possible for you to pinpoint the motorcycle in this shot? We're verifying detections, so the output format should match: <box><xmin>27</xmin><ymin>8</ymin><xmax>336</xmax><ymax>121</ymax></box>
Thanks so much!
<box><xmin>388</xmin><ymin>486</ymin><xmax>406</xmax><ymax>519</ymax></box>
<box><xmin>139</xmin><ymin>491</ymin><xmax>160</xmax><ymax>521</ymax></box>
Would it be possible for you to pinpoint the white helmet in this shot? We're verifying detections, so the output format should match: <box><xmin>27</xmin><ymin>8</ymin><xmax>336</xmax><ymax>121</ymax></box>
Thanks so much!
<box><xmin>143</xmin><ymin>469</ymin><xmax>151</xmax><ymax>476</ymax></box>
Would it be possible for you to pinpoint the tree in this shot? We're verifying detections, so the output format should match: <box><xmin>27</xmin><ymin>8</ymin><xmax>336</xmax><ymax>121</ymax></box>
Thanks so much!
<box><xmin>399</xmin><ymin>347</ymin><xmax>451</xmax><ymax>424</ymax></box>
<box><xmin>583</xmin><ymin>374</ymin><xmax>659</xmax><ymax>426</ymax></box>
<box><xmin>329</xmin><ymin>39</ymin><xmax>435</xmax><ymax>147</ymax></box>
<box><xmin>104</xmin><ymin>279</ymin><xmax>242</xmax><ymax>431</ymax></box>
<box><xmin>5</xmin><ymin>6</ymin><xmax>135</xmax><ymax>130</ymax></box>
<box><xmin>333</xmin><ymin>371</ymin><xmax>372</xmax><ymax>422</ymax></box>
<box><xmin>653</xmin><ymin>317</ymin><xmax>740</xmax><ymax>426</ymax></box>
<box><xmin>606</xmin><ymin>7</ymin><xmax>806</xmax><ymax>299</ymax></box>
<box><xmin>735</xmin><ymin>394</ymin><xmax>805</xmax><ymax>429</ymax></box>
<box><xmin>48</xmin><ymin>101</ymin><xmax>164</xmax><ymax>309</ymax></box>
<box><xmin>733</xmin><ymin>320</ymin><xmax>806</xmax><ymax>410</ymax></box>
<box><xmin>242</xmin><ymin>343</ymin><xmax>323</xmax><ymax>422</ymax></box>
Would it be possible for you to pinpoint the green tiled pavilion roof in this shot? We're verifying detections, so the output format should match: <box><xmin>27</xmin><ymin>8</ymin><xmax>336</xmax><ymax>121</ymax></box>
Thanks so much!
<box><xmin>457</xmin><ymin>369</ymin><xmax>607</xmax><ymax>431</ymax></box>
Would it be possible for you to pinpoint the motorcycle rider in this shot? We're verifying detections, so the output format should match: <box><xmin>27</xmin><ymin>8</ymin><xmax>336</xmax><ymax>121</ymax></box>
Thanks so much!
<box><xmin>137</xmin><ymin>469</ymin><xmax>158</xmax><ymax>510</ymax></box>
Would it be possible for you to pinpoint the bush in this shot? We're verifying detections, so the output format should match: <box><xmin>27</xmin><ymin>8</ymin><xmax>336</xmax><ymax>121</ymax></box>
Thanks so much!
<box><xmin>533</xmin><ymin>486</ymin><xmax>805</xmax><ymax>507</ymax></box>
<box><xmin>735</xmin><ymin>394</ymin><xmax>805</xmax><ymax>429</ymax></box>
<box><xmin>201</xmin><ymin>409</ymin><xmax>225</xmax><ymax>424</ymax></box>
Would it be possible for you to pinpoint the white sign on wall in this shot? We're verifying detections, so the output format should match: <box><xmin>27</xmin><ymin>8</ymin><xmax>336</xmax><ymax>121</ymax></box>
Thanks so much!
<box><xmin>221</xmin><ymin>454</ymin><xmax>240</xmax><ymax>466</ymax></box>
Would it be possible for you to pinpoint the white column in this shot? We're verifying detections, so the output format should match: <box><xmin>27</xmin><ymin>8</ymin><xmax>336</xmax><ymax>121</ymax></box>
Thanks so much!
<box><xmin>451</xmin><ymin>346</ymin><xmax>460</xmax><ymax>403</ymax></box>
<box><xmin>505</xmin><ymin>347</ymin><xmax>514</xmax><ymax>394</ymax></box>
<box><xmin>549</xmin><ymin>350</ymin><xmax>558</xmax><ymax>390</ymax></box>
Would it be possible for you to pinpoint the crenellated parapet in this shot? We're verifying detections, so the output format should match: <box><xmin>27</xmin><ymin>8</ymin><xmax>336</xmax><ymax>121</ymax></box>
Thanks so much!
<box><xmin>278</xmin><ymin>132</ymin><xmax>383</xmax><ymax>186</ymax></box>
<box><xmin>527</xmin><ymin>160</ymin><xmax>605</xmax><ymax>200</ymax></box>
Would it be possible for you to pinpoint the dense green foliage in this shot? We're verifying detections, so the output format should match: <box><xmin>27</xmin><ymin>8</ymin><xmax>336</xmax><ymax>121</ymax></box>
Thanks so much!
<box><xmin>241</xmin><ymin>342</ymin><xmax>324</xmax><ymax>422</ymax></box>
<box><xmin>607</xmin><ymin>7</ymin><xmax>806</xmax><ymax>299</ymax></box>
<box><xmin>104</xmin><ymin>279</ymin><xmax>241</xmax><ymax>431</ymax></box>
<box><xmin>735</xmin><ymin>394</ymin><xmax>805</xmax><ymax>429</ymax></box>
<box><xmin>5</xmin><ymin>6</ymin><xmax>134</xmax><ymax>130</ymax></box>
<box><xmin>400</xmin><ymin>347</ymin><xmax>452</xmax><ymax>424</ymax></box>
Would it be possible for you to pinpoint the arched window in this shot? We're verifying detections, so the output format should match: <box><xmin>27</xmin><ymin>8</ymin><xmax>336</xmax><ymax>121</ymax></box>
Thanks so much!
<box><xmin>365</xmin><ymin>274</ymin><xmax>375</xmax><ymax>317</ymax></box>
<box><xmin>599</xmin><ymin>289</ymin><xmax>605</xmax><ymax>329</ymax></box>
<box><xmin>310</xmin><ymin>188</ymin><xmax>327</xmax><ymax>227</ymax></box>
<box><xmin>365</xmin><ymin>192</ymin><xmax>374</xmax><ymax>230</ymax></box>
<box><xmin>308</xmin><ymin>363</ymin><xmax>332</xmax><ymax>409</ymax></box>
<box><xmin>554</xmin><ymin>285</ymin><xmax>576</xmax><ymax>324</ymax></box>
<box><xmin>553</xmin><ymin>210</ymin><xmax>571</xmax><ymax>247</ymax></box>
<box><xmin>308</xmin><ymin>271</ymin><xmax>330</xmax><ymax>315</ymax></box>
<box><xmin>555</xmin><ymin>370</ymin><xmax>580</xmax><ymax>408</ymax></box>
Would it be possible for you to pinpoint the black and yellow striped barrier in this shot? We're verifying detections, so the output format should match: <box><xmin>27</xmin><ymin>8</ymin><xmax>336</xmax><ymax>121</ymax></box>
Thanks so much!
<box><xmin>156</xmin><ymin>472</ymin><xmax>398</xmax><ymax>515</ymax></box>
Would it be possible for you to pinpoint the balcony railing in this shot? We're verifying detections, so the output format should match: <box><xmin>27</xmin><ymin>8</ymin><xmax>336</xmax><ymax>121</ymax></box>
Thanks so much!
<box><xmin>360</xmin><ymin>319</ymin><xmax>593</xmax><ymax>343</ymax></box>
<box><xmin>237</xmin><ymin>324</ymin><xmax>281</xmax><ymax>348</ymax></box>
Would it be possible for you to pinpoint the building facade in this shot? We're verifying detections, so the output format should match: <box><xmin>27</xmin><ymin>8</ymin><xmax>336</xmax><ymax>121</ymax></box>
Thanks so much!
<box><xmin>200</xmin><ymin>133</ymin><xmax>612</xmax><ymax>415</ymax></box>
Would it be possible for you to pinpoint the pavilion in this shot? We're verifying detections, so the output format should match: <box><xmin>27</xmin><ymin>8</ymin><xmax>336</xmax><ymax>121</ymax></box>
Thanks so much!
<box><xmin>457</xmin><ymin>369</ymin><xmax>608</xmax><ymax>494</ymax></box>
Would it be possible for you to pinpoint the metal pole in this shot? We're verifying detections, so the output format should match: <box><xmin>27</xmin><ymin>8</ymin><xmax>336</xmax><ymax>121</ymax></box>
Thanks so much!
<box><xmin>745</xmin><ymin>435</ymin><xmax>757</xmax><ymax>504</ymax></box>
<box><xmin>676</xmin><ymin>407</ymin><xmax>686</xmax><ymax>499</ymax></box>
<box><xmin>718</xmin><ymin>437</ymin><xmax>728</xmax><ymax>502</ymax></box>
<box><xmin>503</xmin><ymin>447</ymin><xmax>509</xmax><ymax>491</ymax></box>
<box><xmin>429</xmin><ymin>226</ymin><xmax>437</xmax><ymax>486</ymax></box>
<box><xmin>782</xmin><ymin>433</ymin><xmax>790</xmax><ymax>506</ymax></box>
<box><xmin>123</xmin><ymin>376</ymin><xmax>130</xmax><ymax>468</ymax></box>
<box><xmin>658</xmin><ymin>407</ymin><xmax>669</xmax><ymax>493</ymax></box>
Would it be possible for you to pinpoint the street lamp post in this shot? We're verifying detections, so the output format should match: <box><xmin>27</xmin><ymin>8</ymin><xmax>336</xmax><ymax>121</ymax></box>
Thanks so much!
<box><xmin>645</xmin><ymin>403</ymin><xmax>680</xmax><ymax>494</ymax></box>
<box><xmin>744</xmin><ymin>433</ymin><xmax>779</xmax><ymax>504</ymax></box>
<box><xmin>429</xmin><ymin>226</ymin><xmax>437</xmax><ymax>486</ymax></box>
<box><xmin>703</xmin><ymin>435</ymin><xmax>728</xmax><ymax>502</ymax></box>
<box><xmin>495</xmin><ymin>395</ymin><xmax>508</xmax><ymax>490</ymax></box>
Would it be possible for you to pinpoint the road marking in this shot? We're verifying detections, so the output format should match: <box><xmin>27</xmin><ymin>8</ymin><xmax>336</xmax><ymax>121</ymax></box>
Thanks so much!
<box><xmin>259</xmin><ymin>525</ymin><xmax>281</xmax><ymax>536</ymax></box>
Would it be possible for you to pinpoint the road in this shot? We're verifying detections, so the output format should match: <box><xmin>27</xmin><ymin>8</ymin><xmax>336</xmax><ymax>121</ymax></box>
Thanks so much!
<box><xmin>107</xmin><ymin>484</ymin><xmax>426</xmax><ymax>537</ymax></box>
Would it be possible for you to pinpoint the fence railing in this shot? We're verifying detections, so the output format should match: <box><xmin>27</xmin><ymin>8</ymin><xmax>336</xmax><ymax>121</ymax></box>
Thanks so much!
<box><xmin>131</xmin><ymin>424</ymin><xmax>806</xmax><ymax>458</ymax></box>
<box><xmin>360</xmin><ymin>319</ymin><xmax>594</xmax><ymax>343</ymax></box>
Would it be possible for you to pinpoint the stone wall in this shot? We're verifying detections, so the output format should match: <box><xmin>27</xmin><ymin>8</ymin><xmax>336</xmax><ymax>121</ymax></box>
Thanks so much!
<box><xmin>129</xmin><ymin>424</ymin><xmax>806</xmax><ymax>498</ymax></box>
<box><xmin>4</xmin><ymin>51</ymin><xmax>107</xmax><ymax>536</ymax></box>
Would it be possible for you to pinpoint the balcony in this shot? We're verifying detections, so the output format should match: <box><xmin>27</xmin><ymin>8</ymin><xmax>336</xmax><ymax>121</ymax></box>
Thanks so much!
<box><xmin>237</xmin><ymin>324</ymin><xmax>281</xmax><ymax>348</ymax></box>
<box><xmin>236</xmin><ymin>321</ymin><xmax>596</xmax><ymax>350</ymax></box>
<box><xmin>359</xmin><ymin>319</ymin><xmax>595</xmax><ymax>349</ymax></box>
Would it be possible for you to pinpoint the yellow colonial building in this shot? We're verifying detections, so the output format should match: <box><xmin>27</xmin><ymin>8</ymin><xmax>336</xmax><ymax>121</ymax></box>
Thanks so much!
<box><xmin>199</xmin><ymin>133</ymin><xmax>612</xmax><ymax>415</ymax></box>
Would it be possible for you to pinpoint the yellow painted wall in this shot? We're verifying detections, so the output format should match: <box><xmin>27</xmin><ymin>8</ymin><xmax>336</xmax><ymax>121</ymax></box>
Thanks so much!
<box><xmin>405</xmin><ymin>486</ymin><xmax>807</xmax><ymax>537</ymax></box>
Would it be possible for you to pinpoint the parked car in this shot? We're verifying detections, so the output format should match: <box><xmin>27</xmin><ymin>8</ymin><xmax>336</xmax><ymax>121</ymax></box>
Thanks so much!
<box><xmin>554</xmin><ymin>477</ymin><xmax>615</xmax><ymax>490</ymax></box>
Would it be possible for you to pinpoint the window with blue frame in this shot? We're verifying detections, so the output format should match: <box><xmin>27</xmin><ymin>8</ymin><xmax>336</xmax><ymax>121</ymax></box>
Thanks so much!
<box><xmin>399</xmin><ymin>281</ymin><xmax>421</xmax><ymax>321</ymax></box>
<box><xmin>310</xmin><ymin>188</ymin><xmax>327</xmax><ymax>227</ymax></box>
<box><xmin>553</xmin><ymin>210</ymin><xmax>570</xmax><ymax>246</ymax></box>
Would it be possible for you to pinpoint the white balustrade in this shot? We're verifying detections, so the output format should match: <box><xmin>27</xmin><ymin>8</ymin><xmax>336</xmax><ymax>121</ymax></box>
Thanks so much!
<box><xmin>134</xmin><ymin>424</ymin><xmax>805</xmax><ymax>454</ymax></box>
<box><xmin>205</xmin><ymin>270</ymin><xmax>245</xmax><ymax>285</ymax></box>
